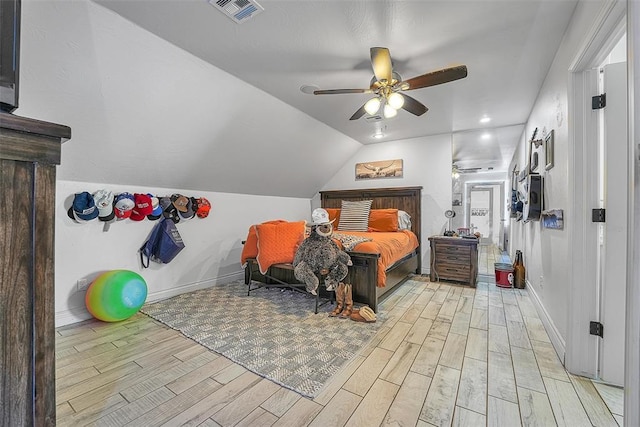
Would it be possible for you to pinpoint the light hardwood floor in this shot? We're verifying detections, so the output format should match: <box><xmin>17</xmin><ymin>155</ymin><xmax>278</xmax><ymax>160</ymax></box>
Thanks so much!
<box><xmin>477</xmin><ymin>243</ymin><xmax>509</xmax><ymax>276</ymax></box>
<box><xmin>56</xmin><ymin>277</ymin><xmax>621</xmax><ymax>426</ymax></box>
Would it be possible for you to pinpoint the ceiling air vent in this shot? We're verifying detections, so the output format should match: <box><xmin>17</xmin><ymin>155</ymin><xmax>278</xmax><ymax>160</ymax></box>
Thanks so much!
<box><xmin>209</xmin><ymin>0</ymin><xmax>264</xmax><ymax>24</ymax></box>
<box><xmin>365</xmin><ymin>115</ymin><xmax>383</xmax><ymax>123</ymax></box>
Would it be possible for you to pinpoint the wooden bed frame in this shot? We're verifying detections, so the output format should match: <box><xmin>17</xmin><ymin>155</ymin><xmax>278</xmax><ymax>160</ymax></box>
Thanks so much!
<box><xmin>320</xmin><ymin>186</ymin><xmax>422</xmax><ymax>311</ymax></box>
<box><xmin>244</xmin><ymin>186</ymin><xmax>422</xmax><ymax>312</ymax></box>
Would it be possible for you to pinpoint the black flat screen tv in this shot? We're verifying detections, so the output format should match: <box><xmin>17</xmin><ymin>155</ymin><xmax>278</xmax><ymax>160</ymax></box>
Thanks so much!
<box><xmin>0</xmin><ymin>0</ymin><xmax>21</xmax><ymax>113</ymax></box>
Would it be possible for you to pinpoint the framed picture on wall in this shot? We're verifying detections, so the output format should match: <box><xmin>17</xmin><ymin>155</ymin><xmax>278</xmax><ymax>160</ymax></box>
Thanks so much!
<box><xmin>545</xmin><ymin>130</ymin><xmax>555</xmax><ymax>170</ymax></box>
<box><xmin>355</xmin><ymin>159</ymin><xmax>403</xmax><ymax>180</ymax></box>
<box><xmin>531</xmin><ymin>151</ymin><xmax>540</xmax><ymax>173</ymax></box>
<box><xmin>542</xmin><ymin>209</ymin><xmax>563</xmax><ymax>229</ymax></box>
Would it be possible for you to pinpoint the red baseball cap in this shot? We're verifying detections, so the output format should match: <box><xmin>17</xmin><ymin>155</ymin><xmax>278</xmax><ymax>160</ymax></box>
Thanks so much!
<box><xmin>114</xmin><ymin>193</ymin><xmax>135</xmax><ymax>219</ymax></box>
<box><xmin>196</xmin><ymin>197</ymin><xmax>211</xmax><ymax>218</ymax></box>
<box><xmin>130</xmin><ymin>193</ymin><xmax>153</xmax><ymax>221</ymax></box>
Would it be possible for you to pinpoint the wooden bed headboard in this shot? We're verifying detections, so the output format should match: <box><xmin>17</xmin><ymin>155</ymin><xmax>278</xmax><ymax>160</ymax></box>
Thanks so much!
<box><xmin>319</xmin><ymin>186</ymin><xmax>422</xmax><ymax>243</ymax></box>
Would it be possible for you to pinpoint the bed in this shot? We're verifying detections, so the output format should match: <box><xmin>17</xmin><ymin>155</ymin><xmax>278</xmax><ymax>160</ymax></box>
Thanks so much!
<box><xmin>243</xmin><ymin>186</ymin><xmax>422</xmax><ymax>312</ymax></box>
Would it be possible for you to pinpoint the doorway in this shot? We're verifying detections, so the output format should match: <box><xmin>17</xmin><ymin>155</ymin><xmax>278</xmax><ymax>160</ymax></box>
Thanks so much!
<box><xmin>466</xmin><ymin>182</ymin><xmax>504</xmax><ymax>246</ymax></box>
<box><xmin>596</xmin><ymin>49</ymin><xmax>627</xmax><ymax>387</ymax></box>
<box><xmin>566</xmin><ymin>3</ymin><xmax>628</xmax><ymax>407</ymax></box>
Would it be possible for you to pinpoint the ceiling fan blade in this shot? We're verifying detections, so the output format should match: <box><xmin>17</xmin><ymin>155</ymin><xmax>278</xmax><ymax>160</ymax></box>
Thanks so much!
<box><xmin>401</xmin><ymin>93</ymin><xmax>428</xmax><ymax>116</ymax></box>
<box><xmin>349</xmin><ymin>104</ymin><xmax>367</xmax><ymax>120</ymax></box>
<box><xmin>401</xmin><ymin>65</ymin><xmax>468</xmax><ymax>90</ymax></box>
<box><xmin>371</xmin><ymin>47</ymin><xmax>393</xmax><ymax>84</ymax></box>
<box><xmin>313</xmin><ymin>88</ymin><xmax>372</xmax><ymax>95</ymax></box>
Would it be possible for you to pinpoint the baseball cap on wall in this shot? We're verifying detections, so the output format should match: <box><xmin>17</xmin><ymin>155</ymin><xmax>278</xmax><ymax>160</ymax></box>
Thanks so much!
<box><xmin>171</xmin><ymin>194</ymin><xmax>189</xmax><ymax>213</ymax></box>
<box><xmin>178</xmin><ymin>197</ymin><xmax>196</xmax><ymax>220</ymax></box>
<box><xmin>160</xmin><ymin>196</ymin><xmax>180</xmax><ymax>223</ymax></box>
<box><xmin>130</xmin><ymin>193</ymin><xmax>153</xmax><ymax>221</ymax></box>
<box><xmin>195</xmin><ymin>197</ymin><xmax>211</xmax><ymax>218</ymax></box>
<box><xmin>67</xmin><ymin>191</ymin><xmax>100</xmax><ymax>222</ymax></box>
<box><xmin>93</xmin><ymin>189</ymin><xmax>115</xmax><ymax>222</ymax></box>
<box><xmin>114</xmin><ymin>193</ymin><xmax>135</xmax><ymax>219</ymax></box>
<box><xmin>147</xmin><ymin>194</ymin><xmax>163</xmax><ymax>220</ymax></box>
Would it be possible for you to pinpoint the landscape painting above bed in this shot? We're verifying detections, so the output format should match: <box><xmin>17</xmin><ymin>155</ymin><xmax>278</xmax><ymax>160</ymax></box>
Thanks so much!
<box><xmin>355</xmin><ymin>159</ymin><xmax>403</xmax><ymax>180</ymax></box>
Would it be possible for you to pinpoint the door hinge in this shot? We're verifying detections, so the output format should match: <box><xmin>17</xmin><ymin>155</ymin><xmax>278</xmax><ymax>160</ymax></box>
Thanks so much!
<box><xmin>592</xmin><ymin>93</ymin><xmax>606</xmax><ymax>109</ymax></box>
<box><xmin>590</xmin><ymin>321</ymin><xmax>604</xmax><ymax>337</ymax></box>
<box><xmin>592</xmin><ymin>208</ymin><xmax>606</xmax><ymax>223</ymax></box>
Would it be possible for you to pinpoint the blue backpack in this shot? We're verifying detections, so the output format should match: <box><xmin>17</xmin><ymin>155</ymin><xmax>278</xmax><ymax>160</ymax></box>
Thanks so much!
<box><xmin>140</xmin><ymin>218</ymin><xmax>185</xmax><ymax>267</ymax></box>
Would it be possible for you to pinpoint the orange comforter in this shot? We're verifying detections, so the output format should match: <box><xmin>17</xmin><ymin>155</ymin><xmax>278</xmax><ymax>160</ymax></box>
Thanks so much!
<box><xmin>332</xmin><ymin>230</ymin><xmax>419</xmax><ymax>288</ymax></box>
<box><xmin>241</xmin><ymin>224</ymin><xmax>419</xmax><ymax>288</ymax></box>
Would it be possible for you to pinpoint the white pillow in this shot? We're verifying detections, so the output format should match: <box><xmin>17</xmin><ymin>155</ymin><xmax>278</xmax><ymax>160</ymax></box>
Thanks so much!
<box><xmin>398</xmin><ymin>210</ymin><xmax>412</xmax><ymax>230</ymax></box>
<box><xmin>337</xmin><ymin>200</ymin><xmax>372</xmax><ymax>231</ymax></box>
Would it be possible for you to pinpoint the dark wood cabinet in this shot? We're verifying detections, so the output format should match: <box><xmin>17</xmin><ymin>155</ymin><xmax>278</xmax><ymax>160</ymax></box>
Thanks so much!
<box><xmin>428</xmin><ymin>236</ymin><xmax>478</xmax><ymax>287</ymax></box>
<box><xmin>1</xmin><ymin>112</ymin><xmax>70</xmax><ymax>426</ymax></box>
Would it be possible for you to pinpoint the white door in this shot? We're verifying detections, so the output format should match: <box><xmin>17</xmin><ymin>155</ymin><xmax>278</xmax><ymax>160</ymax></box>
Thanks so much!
<box><xmin>599</xmin><ymin>61</ymin><xmax>627</xmax><ymax>386</ymax></box>
<box><xmin>469</xmin><ymin>189</ymin><xmax>491</xmax><ymax>239</ymax></box>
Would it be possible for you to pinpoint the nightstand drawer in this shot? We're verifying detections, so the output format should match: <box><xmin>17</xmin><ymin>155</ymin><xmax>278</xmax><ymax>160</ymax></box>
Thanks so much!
<box><xmin>436</xmin><ymin>262</ymin><xmax>470</xmax><ymax>274</ymax></box>
<box><xmin>435</xmin><ymin>253</ymin><xmax>470</xmax><ymax>265</ymax></box>
<box><xmin>437</xmin><ymin>244</ymin><xmax>471</xmax><ymax>256</ymax></box>
<box><xmin>435</xmin><ymin>264</ymin><xmax>471</xmax><ymax>281</ymax></box>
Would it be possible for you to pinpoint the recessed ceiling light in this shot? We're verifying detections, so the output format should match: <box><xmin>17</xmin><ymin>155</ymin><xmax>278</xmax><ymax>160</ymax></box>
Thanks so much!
<box><xmin>372</xmin><ymin>131</ymin><xmax>384</xmax><ymax>139</ymax></box>
<box><xmin>480</xmin><ymin>116</ymin><xmax>491</xmax><ymax>124</ymax></box>
<box><xmin>481</xmin><ymin>133</ymin><xmax>491</xmax><ymax>140</ymax></box>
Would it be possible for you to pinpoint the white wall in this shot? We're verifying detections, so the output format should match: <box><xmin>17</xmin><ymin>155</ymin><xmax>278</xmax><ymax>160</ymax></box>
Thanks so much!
<box><xmin>56</xmin><ymin>180</ymin><xmax>311</xmax><ymax>326</ymax></box>
<box><xmin>508</xmin><ymin>0</ymin><xmax>608</xmax><ymax>358</ymax></box>
<box><xmin>318</xmin><ymin>134</ymin><xmax>453</xmax><ymax>273</ymax></box>
<box><xmin>16</xmin><ymin>0</ymin><xmax>361</xmax><ymax>199</ymax></box>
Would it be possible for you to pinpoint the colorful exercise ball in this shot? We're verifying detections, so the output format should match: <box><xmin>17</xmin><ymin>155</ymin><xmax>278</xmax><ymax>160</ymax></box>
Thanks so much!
<box><xmin>85</xmin><ymin>270</ymin><xmax>148</xmax><ymax>322</ymax></box>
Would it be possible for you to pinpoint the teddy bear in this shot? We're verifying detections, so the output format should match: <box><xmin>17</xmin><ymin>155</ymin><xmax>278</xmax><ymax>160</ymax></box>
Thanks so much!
<box><xmin>293</xmin><ymin>208</ymin><xmax>351</xmax><ymax>307</ymax></box>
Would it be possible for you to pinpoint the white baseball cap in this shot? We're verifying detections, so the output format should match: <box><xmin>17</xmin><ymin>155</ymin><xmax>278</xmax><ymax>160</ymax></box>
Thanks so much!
<box><xmin>93</xmin><ymin>189</ymin><xmax>114</xmax><ymax>221</ymax></box>
<box><xmin>311</xmin><ymin>208</ymin><xmax>335</xmax><ymax>225</ymax></box>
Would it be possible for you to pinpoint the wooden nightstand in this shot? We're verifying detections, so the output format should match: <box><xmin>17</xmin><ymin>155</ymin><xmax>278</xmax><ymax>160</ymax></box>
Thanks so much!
<box><xmin>428</xmin><ymin>236</ymin><xmax>479</xmax><ymax>287</ymax></box>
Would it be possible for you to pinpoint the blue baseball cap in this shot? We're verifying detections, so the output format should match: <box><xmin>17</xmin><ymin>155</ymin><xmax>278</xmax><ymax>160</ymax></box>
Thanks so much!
<box><xmin>147</xmin><ymin>194</ymin><xmax>163</xmax><ymax>220</ymax></box>
<box><xmin>67</xmin><ymin>192</ymin><xmax>99</xmax><ymax>222</ymax></box>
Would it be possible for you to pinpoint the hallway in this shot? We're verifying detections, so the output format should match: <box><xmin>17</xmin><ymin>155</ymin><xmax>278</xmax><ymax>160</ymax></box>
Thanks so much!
<box><xmin>478</xmin><ymin>243</ymin><xmax>510</xmax><ymax>278</ymax></box>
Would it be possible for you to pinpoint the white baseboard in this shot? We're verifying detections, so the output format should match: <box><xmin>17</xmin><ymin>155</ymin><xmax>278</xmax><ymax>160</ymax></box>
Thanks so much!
<box><xmin>55</xmin><ymin>271</ymin><xmax>245</xmax><ymax>327</ymax></box>
<box><xmin>526</xmin><ymin>280</ymin><xmax>567</xmax><ymax>363</ymax></box>
<box><xmin>145</xmin><ymin>271</ymin><xmax>244</xmax><ymax>303</ymax></box>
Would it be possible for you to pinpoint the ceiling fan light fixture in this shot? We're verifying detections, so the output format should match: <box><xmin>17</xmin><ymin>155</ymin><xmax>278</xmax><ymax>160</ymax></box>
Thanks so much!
<box><xmin>383</xmin><ymin>104</ymin><xmax>398</xmax><ymax>118</ymax></box>
<box><xmin>364</xmin><ymin>97</ymin><xmax>382</xmax><ymax>115</ymax></box>
<box><xmin>387</xmin><ymin>92</ymin><xmax>404</xmax><ymax>110</ymax></box>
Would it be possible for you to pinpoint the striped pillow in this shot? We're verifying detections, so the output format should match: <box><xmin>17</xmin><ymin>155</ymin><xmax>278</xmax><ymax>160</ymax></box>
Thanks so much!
<box><xmin>337</xmin><ymin>200</ymin><xmax>373</xmax><ymax>231</ymax></box>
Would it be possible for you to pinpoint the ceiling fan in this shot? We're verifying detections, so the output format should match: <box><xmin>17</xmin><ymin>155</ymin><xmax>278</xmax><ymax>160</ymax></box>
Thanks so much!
<box><xmin>313</xmin><ymin>47</ymin><xmax>468</xmax><ymax>120</ymax></box>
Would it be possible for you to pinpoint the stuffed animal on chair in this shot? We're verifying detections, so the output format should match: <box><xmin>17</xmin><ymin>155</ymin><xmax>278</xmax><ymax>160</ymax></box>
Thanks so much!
<box><xmin>293</xmin><ymin>208</ymin><xmax>351</xmax><ymax>300</ymax></box>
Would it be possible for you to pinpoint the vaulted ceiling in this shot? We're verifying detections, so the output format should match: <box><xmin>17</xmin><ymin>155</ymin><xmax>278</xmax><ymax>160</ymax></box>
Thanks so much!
<box><xmin>96</xmin><ymin>0</ymin><xmax>577</xmax><ymax>173</ymax></box>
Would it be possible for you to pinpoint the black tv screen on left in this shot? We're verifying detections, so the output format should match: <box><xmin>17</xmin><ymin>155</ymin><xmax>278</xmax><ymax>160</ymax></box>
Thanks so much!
<box><xmin>0</xmin><ymin>0</ymin><xmax>21</xmax><ymax>112</ymax></box>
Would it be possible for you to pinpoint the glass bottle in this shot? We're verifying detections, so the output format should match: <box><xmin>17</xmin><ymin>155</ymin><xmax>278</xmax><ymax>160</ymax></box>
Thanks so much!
<box><xmin>514</xmin><ymin>250</ymin><xmax>526</xmax><ymax>289</ymax></box>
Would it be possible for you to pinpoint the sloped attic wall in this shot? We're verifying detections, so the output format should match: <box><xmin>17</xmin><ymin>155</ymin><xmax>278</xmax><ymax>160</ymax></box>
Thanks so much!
<box><xmin>16</xmin><ymin>0</ymin><xmax>361</xmax><ymax>198</ymax></box>
<box><xmin>14</xmin><ymin>0</ymin><xmax>361</xmax><ymax>325</ymax></box>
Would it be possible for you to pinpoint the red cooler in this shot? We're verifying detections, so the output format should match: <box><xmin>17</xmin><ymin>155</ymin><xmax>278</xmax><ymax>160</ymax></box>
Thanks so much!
<box><xmin>494</xmin><ymin>263</ymin><xmax>514</xmax><ymax>288</ymax></box>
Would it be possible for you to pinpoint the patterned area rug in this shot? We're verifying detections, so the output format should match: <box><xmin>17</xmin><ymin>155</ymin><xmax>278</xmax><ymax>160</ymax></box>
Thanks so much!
<box><xmin>140</xmin><ymin>281</ymin><xmax>384</xmax><ymax>397</ymax></box>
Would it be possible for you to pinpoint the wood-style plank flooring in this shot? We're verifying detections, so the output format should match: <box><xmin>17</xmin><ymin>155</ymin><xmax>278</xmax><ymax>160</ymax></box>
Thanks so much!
<box><xmin>55</xmin><ymin>273</ymin><xmax>622</xmax><ymax>426</ymax></box>
<box><xmin>477</xmin><ymin>243</ymin><xmax>509</xmax><ymax>276</ymax></box>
